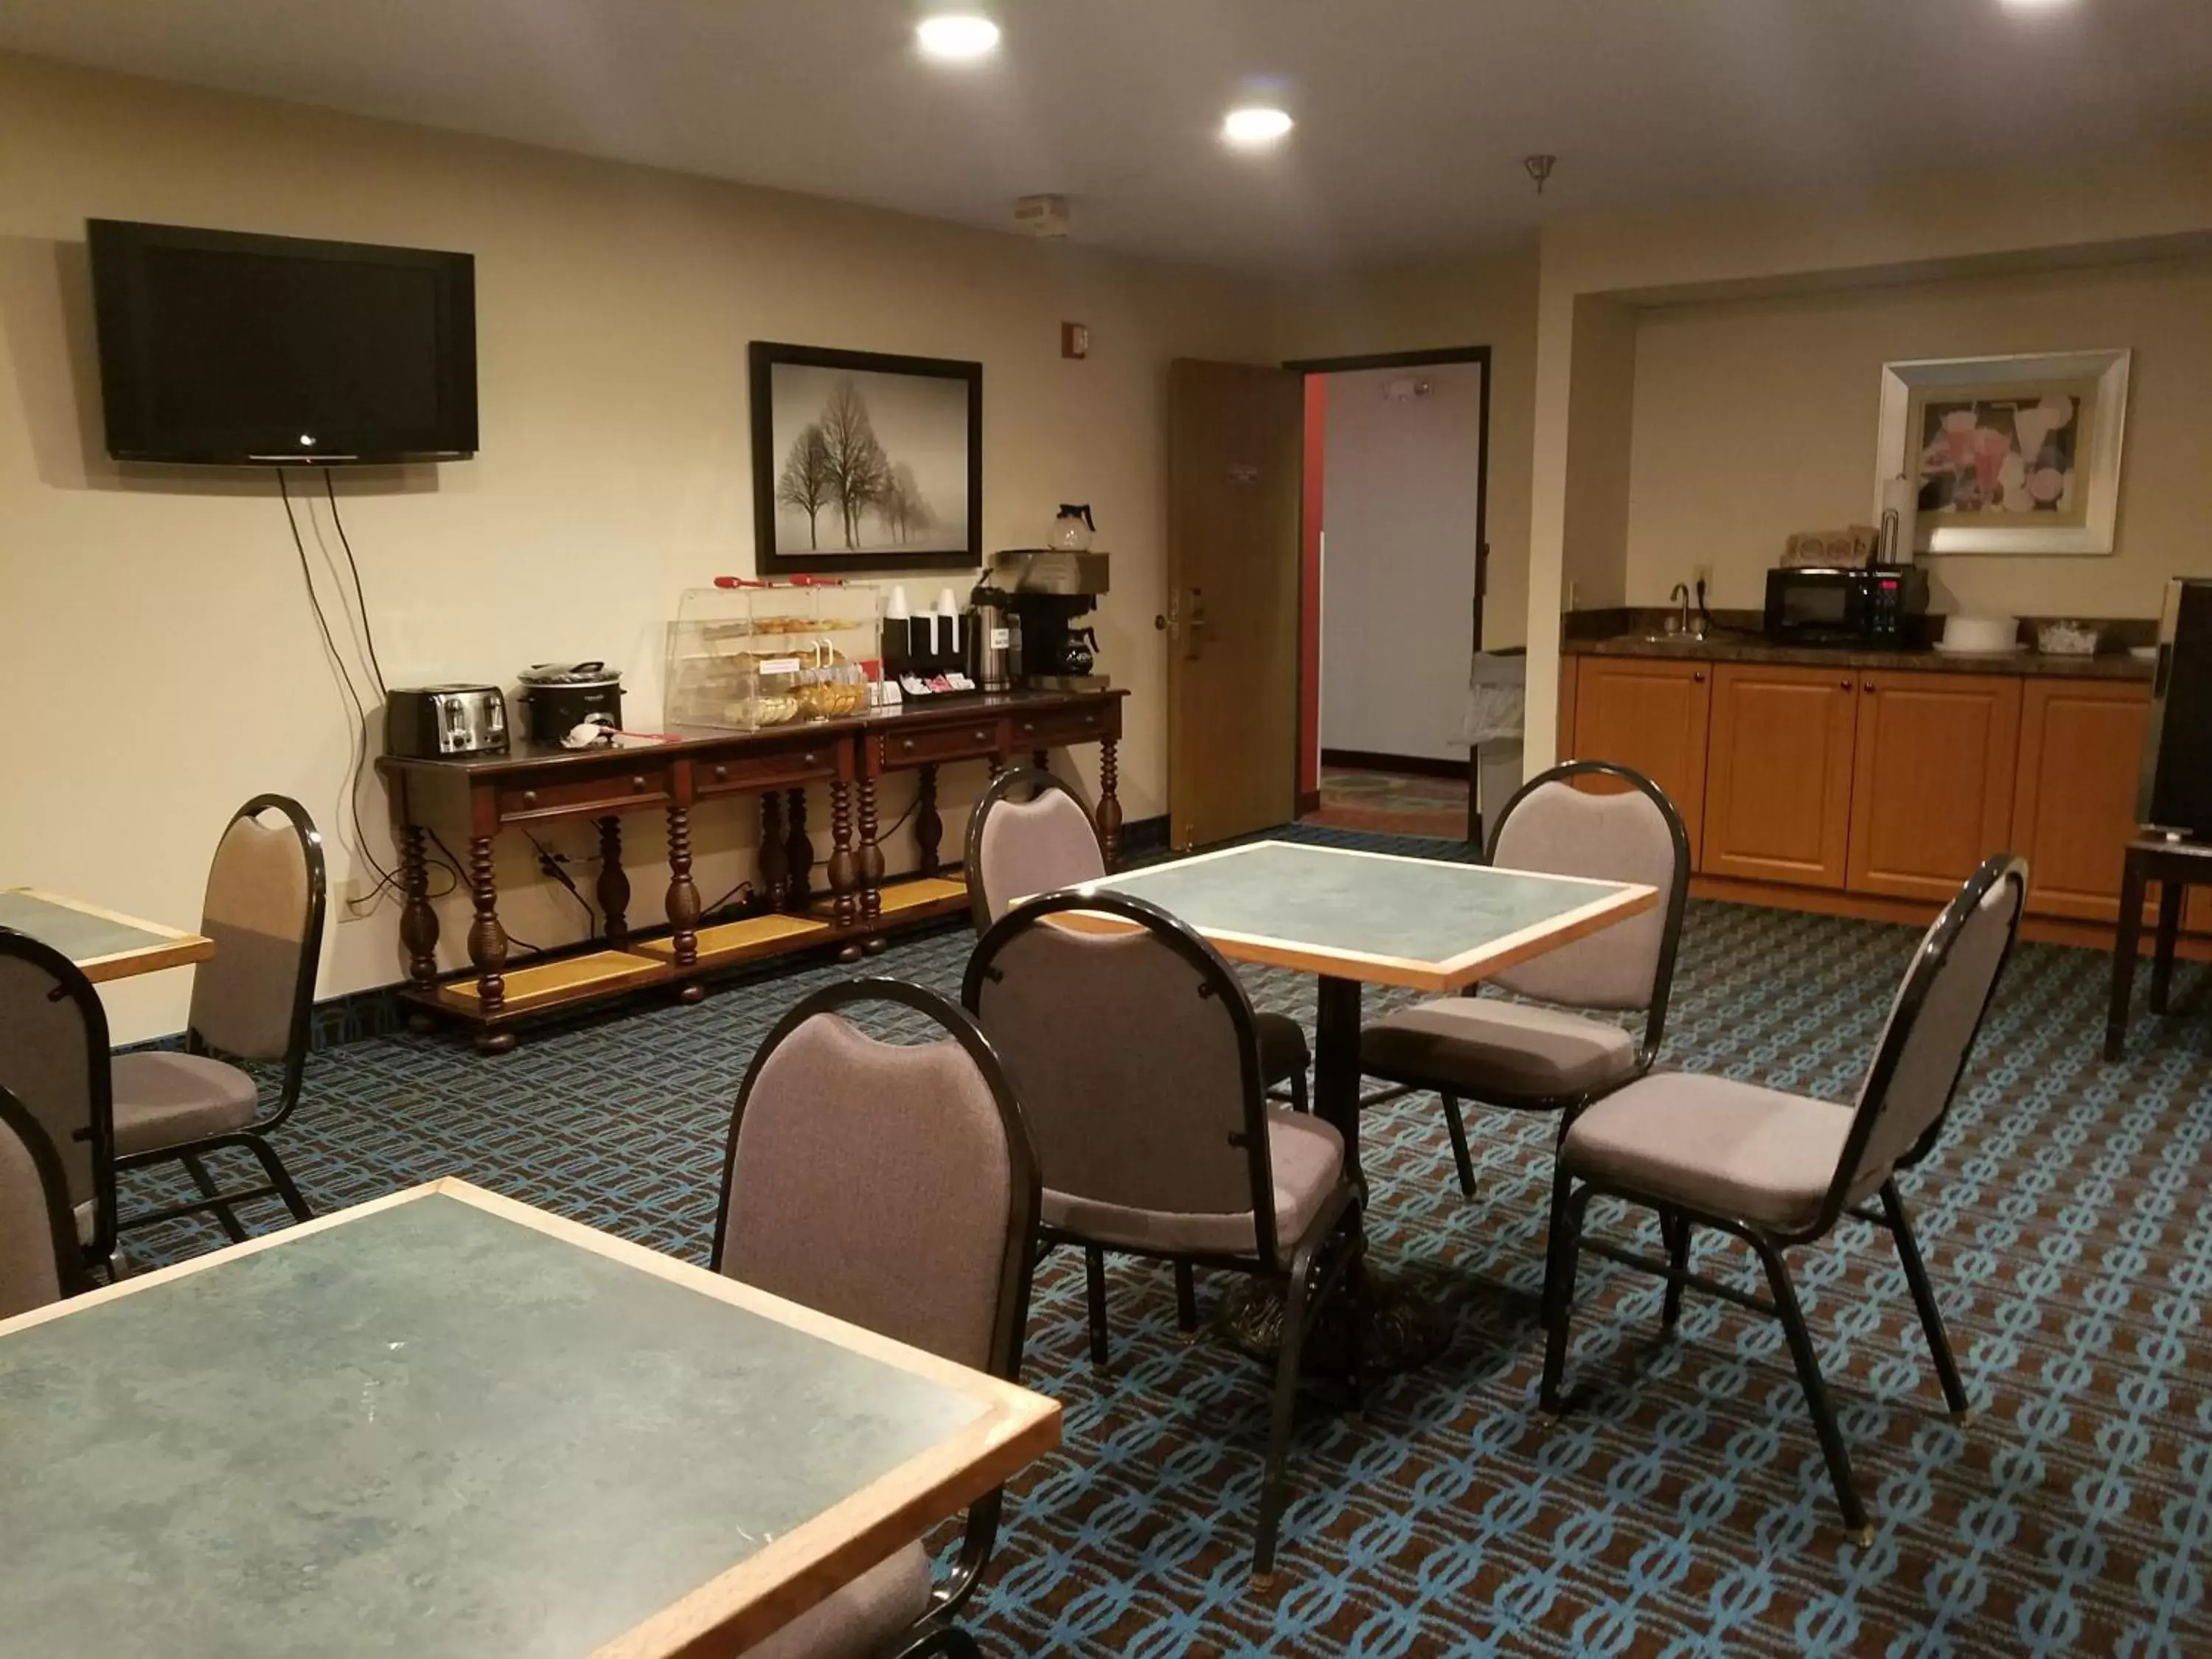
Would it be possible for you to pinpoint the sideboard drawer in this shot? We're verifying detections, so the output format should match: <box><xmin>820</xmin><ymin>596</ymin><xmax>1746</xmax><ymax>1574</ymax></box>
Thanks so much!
<box><xmin>1011</xmin><ymin>702</ymin><xmax>1119</xmax><ymax>750</ymax></box>
<box><xmin>878</xmin><ymin>718</ymin><xmax>1006</xmax><ymax>769</ymax></box>
<box><xmin>695</xmin><ymin>741</ymin><xmax>841</xmax><ymax>797</ymax></box>
<box><xmin>496</xmin><ymin>768</ymin><xmax>671</xmax><ymax>822</ymax></box>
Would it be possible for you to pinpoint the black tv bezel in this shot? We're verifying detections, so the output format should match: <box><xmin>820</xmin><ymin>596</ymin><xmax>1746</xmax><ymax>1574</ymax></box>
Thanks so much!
<box><xmin>87</xmin><ymin>218</ymin><xmax>479</xmax><ymax>466</ymax></box>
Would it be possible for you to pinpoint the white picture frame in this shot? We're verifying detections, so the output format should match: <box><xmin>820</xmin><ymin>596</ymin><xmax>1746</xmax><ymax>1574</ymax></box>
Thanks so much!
<box><xmin>1874</xmin><ymin>349</ymin><xmax>2130</xmax><ymax>556</ymax></box>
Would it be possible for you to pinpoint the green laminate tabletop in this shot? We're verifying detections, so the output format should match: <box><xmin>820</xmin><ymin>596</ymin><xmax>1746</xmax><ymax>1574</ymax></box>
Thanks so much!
<box><xmin>0</xmin><ymin>1182</ymin><xmax>1058</xmax><ymax>1659</ymax></box>
<box><xmin>1079</xmin><ymin>839</ymin><xmax>1656</xmax><ymax>992</ymax></box>
<box><xmin>0</xmin><ymin>886</ymin><xmax>212</xmax><ymax>982</ymax></box>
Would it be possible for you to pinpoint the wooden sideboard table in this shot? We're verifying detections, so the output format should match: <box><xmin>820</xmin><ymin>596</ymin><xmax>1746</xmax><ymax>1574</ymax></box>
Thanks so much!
<box><xmin>376</xmin><ymin>688</ymin><xmax>1124</xmax><ymax>1052</ymax></box>
<box><xmin>2104</xmin><ymin>832</ymin><xmax>2212</xmax><ymax>1060</ymax></box>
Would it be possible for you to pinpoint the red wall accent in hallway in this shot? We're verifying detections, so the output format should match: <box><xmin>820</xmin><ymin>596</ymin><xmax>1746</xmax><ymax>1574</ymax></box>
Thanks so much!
<box><xmin>1299</xmin><ymin>374</ymin><xmax>1325</xmax><ymax>799</ymax></box>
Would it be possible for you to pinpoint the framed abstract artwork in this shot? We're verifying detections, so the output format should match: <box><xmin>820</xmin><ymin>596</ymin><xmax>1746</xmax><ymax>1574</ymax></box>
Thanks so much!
<box><xmin>749</xmin><ymin>341</ymin><xmax>983</xmax><ymax>574</ymax></box>
<box><xmin>1874</xmin><ymin>349</ymin><xmax>2131</xmax><ymax>556</ymax></box>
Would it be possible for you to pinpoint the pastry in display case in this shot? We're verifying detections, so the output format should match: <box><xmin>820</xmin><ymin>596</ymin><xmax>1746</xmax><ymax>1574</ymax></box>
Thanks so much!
<box><xmin>664</xmin><ymin>580</ymin><xmax>880</xmax><ymax>731</ymax></box>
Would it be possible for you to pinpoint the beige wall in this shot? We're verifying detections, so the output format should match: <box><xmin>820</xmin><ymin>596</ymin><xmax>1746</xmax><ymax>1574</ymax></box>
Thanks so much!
<box><xmin>1624</xmin><ymin>255</ymin><xmax>2212</xmax><ymax>619</ymax></box>
<box><xmin>1559</xmin><ymin>296</ymin><xmax>1638</xmax><ymax>615</ymax></box>
<box><xmin>1272</xmin><ymin>242</ymin><xmax>1540</xmax><ymax>648</ymax></box>
<box><xmin>0</xmin><ymin>52</ymin><xmax>1270</xmax><ymax>1041</ymax></box>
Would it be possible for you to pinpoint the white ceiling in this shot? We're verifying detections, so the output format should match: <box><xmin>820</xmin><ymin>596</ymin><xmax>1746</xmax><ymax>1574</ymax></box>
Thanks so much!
<box><xmin>4</xmin><ymin>1</ymin><xmax>2209</xmax><ymax>272</ymax></box>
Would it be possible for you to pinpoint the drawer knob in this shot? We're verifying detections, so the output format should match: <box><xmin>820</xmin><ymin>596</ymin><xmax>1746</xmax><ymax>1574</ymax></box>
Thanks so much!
<box><xmin>803</xmin><ymin>751</ymin><xmax>818</xmax><ymax>766</ymax></box>
<box><xmin>521</xmin><ymin>790</ymin><xmax>538</xmax><ymax>807</ymax></box>
<box><xmin>1019</xmin><ymin>720</ymin><xmax>1034</xmax><ymax>734</ymax></box>
<box><xmin>1864</xmin><ymin>681</ymin><xmax>1877</xmax><ymax>695</ymax></box>
<box><xmin>631</xmin><ymin>776</ymin><xmax>647</xmax><ymax>791</ymax></box>
<box><xmin>1840</xmin><ymin>679</ymin><xmax>1853</xmax><ymax>691</ymax></box>
<box><xmin>901</xmin><ymin>738</ymin><xmax>915</xmax><ymax>752</ymax></box>
<box><xmin>713</xmin><ymin>765</ymin><xmax>728</xmax><ymax>782</ymax></box>
<box><xmin>973</xmin><ymin>729</ymin><xmax>988</xmax><ymax>741</ymax></box>
<box><xmin>1691</xmin><ymin>671</ymin><xmax>1704</xmax><ymax>683</ymax></box>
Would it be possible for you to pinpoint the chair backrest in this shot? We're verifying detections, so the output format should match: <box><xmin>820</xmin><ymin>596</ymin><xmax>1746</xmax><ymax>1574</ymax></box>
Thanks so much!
<box><xmin>962</xmin><ymin>889</ymin><xmax>1284</xmax><ymax>1267</ymax></box>
<box><xmin>1486</xmin><ymin>763</ymin><xmax>1691</xmax><ymax>1038</ymax></box>
<box><xmin>0</xmin><ymin>932</ymin><xmax>115</xmax><ymax>1265</ymax></box>
<box><xmin>0</xmin><ymin>1085</ymin><xmax>89</xmax><ymax>1318</ymax></box>
<box><xmin>1828</xmin><ymin>855</ymin><xmax>2028</xmax><ymax>1220</ymax></box>
<box><xmin>189</xmin><ymin>796</ymin><xmax>324</xmax><ymax>1091</ymax></box>
<box><xmin>711</xmin><ymin>980</ymin><xmax>1039</xmax><ymax>1381</ymax></box>
<box><xmin>965</xmin><ymin>768</ymin><xmax>1105</xmax><ymax>933</ymax></box>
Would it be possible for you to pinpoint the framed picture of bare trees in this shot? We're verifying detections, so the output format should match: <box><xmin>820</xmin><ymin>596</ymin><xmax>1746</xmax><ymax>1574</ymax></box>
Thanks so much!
<box><xmin>748</xmin><ymin>341</ymin><xmax>982</xmax><ymax>574</ymax></box>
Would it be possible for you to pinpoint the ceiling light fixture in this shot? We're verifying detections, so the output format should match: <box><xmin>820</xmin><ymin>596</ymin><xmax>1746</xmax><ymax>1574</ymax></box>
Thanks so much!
<box><xmin>916</xmin><ymin>13</ymin><xmax>1000</xmax><ymax>60</ymax></box>
<box><xmin>1997</xmin><ymin>0</ymin><xmax>2073</xmax><ymax>8</ymax></box>
<box><xmin>1222</xmin><ymin>106</ymin><xmax>1294</xmax><ymax>149</ymax></box>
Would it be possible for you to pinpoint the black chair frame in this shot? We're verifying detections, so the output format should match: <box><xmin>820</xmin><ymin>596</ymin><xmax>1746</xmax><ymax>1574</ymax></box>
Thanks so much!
<box><xmin>0</xmin><ymin>930</ymin><xmax>119</xmax><ymax>1273</ymax></box>
<box><xmin>1540</xmin><ymin>854</ymin><xmax>2028</xmax><ymax>1543</ymax></box>
<box><xmin>0</xmin><ymin>1082</ymin><xmax>94</xmax><ymax>1302</ymax></box>
<box><xmin>964</xmin><ymin>889</ymin><xmax>1364</xmax><ymax>1582</ymax></box>
<box><xmin>1361</xmin><ymin>760</ymin><xmax>1693</xmax><ymax>1196</ymax></box>
<box><xmin>115</xmin><ymin>793</ymin><xmax>325</xmax><ymax>1242</ymax></box>
<box><xmin>709</xmin><ymin>978</ymin><xmax>1041</xmax><ymax>1652</ymax></box>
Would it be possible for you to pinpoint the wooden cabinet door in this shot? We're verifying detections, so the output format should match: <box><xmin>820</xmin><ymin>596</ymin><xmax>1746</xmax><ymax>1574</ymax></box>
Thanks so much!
<box><xmin>1846</xmin><ymin>671</ymin><xmax>2023</xmax><ymax>902</ymax></box>
<box><xmin>2011</xmin><ymin>678</ymin><xmax>2152</xmax><ymax>922</ymax></box>
<box><xmin>1703</xmin><ymin>663</ymin><xmax>1859</xmax><ymax>888</ymax></box>
<box><xmin>1568</xmin><ymin>656</ymin><xmax>1711</xmax><ymax>866</ymax></box>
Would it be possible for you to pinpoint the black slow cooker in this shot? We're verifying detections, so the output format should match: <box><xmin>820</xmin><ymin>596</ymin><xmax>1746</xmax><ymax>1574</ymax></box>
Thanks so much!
<box><xmin>518</xmin><ymin>661</ymin><xmax>625</xmax><ymax>741</ymax></box>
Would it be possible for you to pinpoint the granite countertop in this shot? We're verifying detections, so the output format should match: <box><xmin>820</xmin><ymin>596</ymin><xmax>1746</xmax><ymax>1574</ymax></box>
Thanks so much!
<box><xmin>1562</xmin><ymin>629</ymin><xmax>2154</xmax><ymax>681</ymax></box>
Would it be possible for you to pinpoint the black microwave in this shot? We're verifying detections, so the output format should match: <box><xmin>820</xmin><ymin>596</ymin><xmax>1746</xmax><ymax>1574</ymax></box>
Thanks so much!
<box><xmin>1764</xmin><ymin>566</ymin><xmax>1929</xmax><ymax>645</ymax></box>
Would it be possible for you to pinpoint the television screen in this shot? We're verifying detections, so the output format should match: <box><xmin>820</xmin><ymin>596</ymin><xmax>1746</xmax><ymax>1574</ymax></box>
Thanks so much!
<box><xmin>88</xmin><ymin>219</ymin><xmax>477</xmax><ymax>465</ymax></box>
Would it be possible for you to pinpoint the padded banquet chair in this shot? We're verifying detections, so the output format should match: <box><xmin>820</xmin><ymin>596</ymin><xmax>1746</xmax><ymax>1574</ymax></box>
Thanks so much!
<box><xmin>0</xmin><ymin>931</ymin><xmax>118</xmax><ymax>1278</ymax></box>
<box><xmin>107</xmin><ymin>794</ymin><xmax>324</xmax><ymax>1240</ymax></box>
<box><xmin>964</xmin><ymin>891</ymin><xmax>1363</xmax><ymax>1583</ymax></box>
<box><xmin>1541</xmin><ymin>854</ymin><xmax>2028</xmax><ymax>1542</ymax></box>
<box><xmin>712</xmin><ymin>979</ymin><xmax>1039</xmax><ymax>1659</ymax></box>
<box><xmin>967</xmin><ymin>766</ymin><xmax>1313</xmax><ymax>1345</ymax></box>
<box><xmin>1360</xmin><ymin>761</ymin><xmax>1691</xmax><ymax>1200</ymax></box>
<box><xmin>0</xmin><ymin>1085</ymin><xmax>93</xmax><ymax>1317</ymax></box>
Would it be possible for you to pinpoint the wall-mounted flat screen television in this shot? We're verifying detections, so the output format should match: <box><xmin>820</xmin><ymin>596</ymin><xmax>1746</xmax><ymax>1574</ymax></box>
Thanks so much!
<box><xmin>88</xmin><ymin>218</ymin><xmax>477</xmax><ymax>465</ymax></box>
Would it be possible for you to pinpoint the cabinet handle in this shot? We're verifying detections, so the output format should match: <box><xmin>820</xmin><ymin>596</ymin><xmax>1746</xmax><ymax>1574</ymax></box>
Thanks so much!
<box><xmin>802</xmin><ymin>752</ymin><xmax>818</xmax><ymax>767</ymax></box>
<box><xmin>1018</xmin><ymin>720</ymin><xmax>1034</xmax><ymax>734</ymax></box>
<box><xmin>631</xmin><ymin>776</ymin><xmax>647</xmax><ymax>791</ymax></box>
<box><xmin>713</xmin><ymin>765</ymin><xmax>728</xmax><ymax>782</ymax></box>
<box><xmin>1691</xmin><ymin>670</ymin><xmax>1705</xmax><ymax>683</ymax></box>
<box><xmin>1840</xmin><ymin>679</ymin><xmax>1853</xmax><ymax>691</ymax></box>
<box><xmin>900</xmin><ymin>738</ymin><xmax>915</xmax><ymax>753</ymax></box>
<box><xmin>973</xmin><ymin>729</ymin><xmax>989</xmax><ymax>742</ymax></box>
<box><xmin>521</xmin><ymin>790</ymin><xmax>538</xmax><ymax>807</ymax></box>
<box><xmin>1863</xmin><ymin>681</ymin><xmax>1877</xmax><ymax>695</ymax></box>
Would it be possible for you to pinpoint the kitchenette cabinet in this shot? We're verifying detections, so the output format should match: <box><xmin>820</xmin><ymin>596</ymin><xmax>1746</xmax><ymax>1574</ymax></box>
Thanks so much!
<box><xmin>1568</xmin><ymin>656</ymin><xmax>1711</xmax><ymax>866</ymax></box>
<box><xmin>1559</xmin><ymin>637</ymin><xmax>2170</xmax><ymax>941</ymax></box>
<box><xmin>1701</xmin><ymin>664</ymin><xmax>1858</xmax><ymax>888</ymax></box>
<box><xmin>1846</xmin><ymin>670</ymin><xmax>2022</xmax><ymax>903</ymax></box>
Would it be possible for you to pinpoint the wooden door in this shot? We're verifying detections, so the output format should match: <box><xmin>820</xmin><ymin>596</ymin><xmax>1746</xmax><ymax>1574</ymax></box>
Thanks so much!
<box><xmin>1846</xmin><ymin>671</ymin><xmax>2023</xmax><ymax>902</ymax></box>
<box><xmin>1568</xmin><ymin>656</ymin><xmax>1711</xmax><ymax>867</ymax></box>
<box><xmin>2011</xmin><ymin>678</ymin><xmax>2153</xmax><ymax>922</ymax></box>
<box><xmin>1703</xmin><ymin>663</ymin><xmax>1859</xmax><ymax>888</ymax></box>
<box><xmin>1166</xmin><ymin>360</ymin><xmax>1304</xmax><ymax>849</ymax></box>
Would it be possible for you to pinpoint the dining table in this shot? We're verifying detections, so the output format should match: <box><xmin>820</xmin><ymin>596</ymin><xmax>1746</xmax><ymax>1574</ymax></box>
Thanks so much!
<box><xmin>0</xmin><ymin>886</ymin><xmax>213</xmax><ymax>981</ymax></box>
<box><xmin>0</xmin><ymin>1178</ymin><xmax>1061</xmax><ymax>1658</ymax></box>
<box><xmin>1078</xmin><ymin>838</ymin><xmax>1658</xmax><ymax>1371</ymax></box>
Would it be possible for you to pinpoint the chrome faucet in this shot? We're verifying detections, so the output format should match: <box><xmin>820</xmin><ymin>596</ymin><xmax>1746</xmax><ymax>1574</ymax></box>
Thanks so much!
<box><xmin>1669</xmin><ymin>582</ymin><xmax>1691</xmax><ymax>638</ymax></box>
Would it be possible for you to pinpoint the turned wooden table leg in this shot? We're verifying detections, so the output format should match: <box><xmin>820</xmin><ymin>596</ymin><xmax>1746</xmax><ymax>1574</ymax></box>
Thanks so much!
<box><xmin>785</xmin><ymin>787</ymin><xmax>814</xmax><ymax>910</ymax></box>
<box><xmin>398</xmin><ymin>823</ymin><xmax>440</xmax><ymax>1033</ymax></box>
<box><xmin>858</xmin><ymin>775</ymin><xmax>885</xmax><ymax>953</ymax></box>
<box><xmin>466</xmin><ymin>835</ymin><xmax>515</xmax><ymax>1054</ymax></box>
<box><xmin>597</xmin><ymin>815</ymin><xmax>630</xmax><ymax>950</ymax></box>
<box><xmin>667</xmin><ymin>802</ymin><xmax>703</xmax><ymax>1002</ymax></box>
<box><xmin>759</xmin><ymin>792</ymin><xmax>788</xmax><ymax>911</ymax></box>
<box><xmin>830</xmin><ymin>780</ymin><xmax>860</xmax><ymax>961</ymax></box>
<box><xmin>914</xmin><ymin>763</ymin><xmax>942</xmax><ymax>879</ymax></box>
<box><xmin>1099</xmin><ymin>734</ymin><xmax>1124</xmax><ymax>867</ymax></box>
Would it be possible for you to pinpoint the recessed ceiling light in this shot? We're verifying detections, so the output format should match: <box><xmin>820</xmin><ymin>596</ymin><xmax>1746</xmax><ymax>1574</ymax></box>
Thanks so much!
<box><xmin>1997</xmin><ymin>0</ymin><xmax>2073</xmax><ymax>9</ymax></box>
<box><xmin>917</xmin><ymin>14</ymin><xmax>1000</xmax><ymax>60</ymax></box>
<box><xmin>1222</xmin><ymin>106</ymin><xmax>1294</xmax><ymax>149</ymax></box>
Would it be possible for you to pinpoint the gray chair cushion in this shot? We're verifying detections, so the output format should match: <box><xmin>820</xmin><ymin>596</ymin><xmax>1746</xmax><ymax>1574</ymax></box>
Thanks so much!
<box><xmin>1363</xmin><ymin>997</ymin><xmax>1637</xmax><ymax>1099</ymax></box>
<box><xmin>108</xmin><ymin>1052</ymin><xmax>260</xmax><ymax>1157</ymax></box>
<box><xmin>740</xmin><ymin>1540</ymin><xmax>931</xmax><ymax>1659</ymax></box>
<box><xmin>1560</xmin><ymin>1071</ymin><xmax>1878</xmax><ymax>1231</ymax></box>
<box><xmin>1257</xmin><ymin>1012</ymin><xmax>1310</xmax><ymax>1087</ymax></box>
<box><xmin>1042</xmin><ymin>1107</ymin><xmax>1343</xmax><ymax>1256</ymax></box>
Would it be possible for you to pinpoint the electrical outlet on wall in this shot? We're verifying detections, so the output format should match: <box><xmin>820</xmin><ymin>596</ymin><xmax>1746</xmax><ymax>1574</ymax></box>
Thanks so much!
<box><xmin>337</xmin><ymin>873</ymin><xmax>372</xmax><ymax>922</ymax></box>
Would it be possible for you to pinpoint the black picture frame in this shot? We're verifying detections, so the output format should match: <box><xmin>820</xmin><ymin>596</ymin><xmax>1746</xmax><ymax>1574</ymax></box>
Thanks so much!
<box><xmin>749</xmin><ymin>341</ymin><xmax>983</xmax><ymax>574</ymax></box>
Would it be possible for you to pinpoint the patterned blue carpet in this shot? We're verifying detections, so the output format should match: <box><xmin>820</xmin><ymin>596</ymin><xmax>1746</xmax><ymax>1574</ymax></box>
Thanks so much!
<box><xmin>125</xmin><ymin>825</ymin><xmax>2212</xmax><ymax>1656</ymax></box>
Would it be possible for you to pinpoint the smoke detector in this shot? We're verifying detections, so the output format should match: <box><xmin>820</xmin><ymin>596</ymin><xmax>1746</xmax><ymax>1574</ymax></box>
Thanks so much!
<box><xmin>1013</xmin><ymin>195</ymin><xmax>1070</xmax><ymax>238</ymax></box>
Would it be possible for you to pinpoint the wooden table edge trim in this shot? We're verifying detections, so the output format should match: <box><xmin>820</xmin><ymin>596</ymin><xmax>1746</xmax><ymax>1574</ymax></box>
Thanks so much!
<box><xmin>3</xmin><ymin>886</ymin><xmax>215</xmax><ymax>983</ymax></box>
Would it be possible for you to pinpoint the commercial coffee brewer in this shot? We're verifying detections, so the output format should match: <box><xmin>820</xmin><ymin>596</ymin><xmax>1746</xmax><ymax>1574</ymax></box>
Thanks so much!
<box><xmin>973</xmin><ymin>548</ymin><xmax>1110</xmax><ymax>690</ymax></box>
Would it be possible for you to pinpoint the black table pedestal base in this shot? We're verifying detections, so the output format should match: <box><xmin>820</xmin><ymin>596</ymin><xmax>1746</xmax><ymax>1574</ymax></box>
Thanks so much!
<box><xmin>1221</xmin><ymin>1267</ymin><xmax>1452</xmax><ymax>1381</ymax></box>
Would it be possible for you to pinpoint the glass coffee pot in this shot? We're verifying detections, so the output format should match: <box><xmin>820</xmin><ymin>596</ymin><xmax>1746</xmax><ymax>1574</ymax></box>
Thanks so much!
<box><xmin>1048</xmin><ymin>504</ymin><xmax>1096</xmax><ymax>552</ymax></box>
